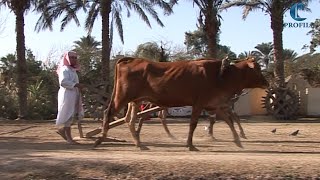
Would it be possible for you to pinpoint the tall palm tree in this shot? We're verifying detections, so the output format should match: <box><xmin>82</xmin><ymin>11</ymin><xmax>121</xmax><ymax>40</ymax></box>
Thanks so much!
<box><xmin>0</xmin><ymin>0</ymin><xmax>38</xmax><ymax>119</ymax></box>
<box><xmin>193</xmin><ymin>0</ymin><xmax>227</xmax><ymax>58</ymax></box>
<box><xmin>36</xmin><ymin>0</ymin><xmax>177</xmax><ymax>94</ymax></box>
<box><xmin>222</xmin><ymin>0</ymin><xmax>312</xmax><ymax>87</ymax></box>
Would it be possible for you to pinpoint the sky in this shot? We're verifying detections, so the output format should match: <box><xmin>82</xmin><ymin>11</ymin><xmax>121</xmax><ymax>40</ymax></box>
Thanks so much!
<box><xmin>0</xmin><ymin>1</ymin><xmax>320</xmax><ymax>63</ymax></box>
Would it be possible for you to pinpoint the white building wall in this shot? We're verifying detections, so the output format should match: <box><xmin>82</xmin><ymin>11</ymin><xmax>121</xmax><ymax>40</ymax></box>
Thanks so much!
<box><xmin>234</xmin><ymin>93</ymin><xmax>251</xmax><ymax>116</ymax></box>
<box><xmin>168</xmin><ymin>106</ymin><xmax>192</xmax><ymax>116</ymax></box>
<box><xmin>307</xmin><ymin>88</ymin><xmax>320</xmax><ymax>115</ymax></box>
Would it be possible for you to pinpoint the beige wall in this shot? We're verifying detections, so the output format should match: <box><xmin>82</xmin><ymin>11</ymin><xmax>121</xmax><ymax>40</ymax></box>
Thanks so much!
<box><xmin>307</xmin><ymin>88</ymin><xmax>320</xmax><ymax>115</ymax></box>
<box><xmin>234</xmin><ymin>93</ymin><xmax>251</xmax><ymax>116</ymax></box>
<box><xmin>234</xmin><ymin>88</ymin><xmax>267</xmax><ymax>116</ymax></box>
<box><xmin>249</xmin><ymin>88</ymin><xmax>267</xmax><ymax>115</ymax></box>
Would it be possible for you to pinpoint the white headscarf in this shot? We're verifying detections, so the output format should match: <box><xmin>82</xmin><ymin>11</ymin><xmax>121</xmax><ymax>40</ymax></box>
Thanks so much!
<box><xmin>56</xmin><ymin>51</ymin><xmax>80</xmax><ymax>74</ymax></box>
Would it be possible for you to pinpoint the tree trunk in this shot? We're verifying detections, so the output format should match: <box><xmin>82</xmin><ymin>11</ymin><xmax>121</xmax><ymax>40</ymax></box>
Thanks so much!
<box><xmin>271</xmin><ymin>3</ymin><xmax>285</xmax><ymax>87</ymax></box>
<box><xmin>101</xmin><ymin>0</ymin><xmax>112</xmax><ymax>95</ymax></box>
<box><xmin>204</xmin><ymin>0</ymin><xmax>218</xmax><ymax>58</ymax></box>
<box><xmin>15</xmin><ymin>9</ymin><xmax>28</xmax><ymax>119</ymax></box>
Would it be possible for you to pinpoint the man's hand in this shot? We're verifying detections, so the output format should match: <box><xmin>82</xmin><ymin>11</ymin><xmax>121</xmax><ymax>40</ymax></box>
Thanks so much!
<box><xmin>74</xmin><ymin>83</ymin><xmax>85</xmax><ymax>90</ymax></box>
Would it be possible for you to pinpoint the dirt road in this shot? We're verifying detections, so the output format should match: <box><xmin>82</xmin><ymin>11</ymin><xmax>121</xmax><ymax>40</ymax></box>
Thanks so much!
<box><xmin>1</xmin><ymin>117</ymin><xmax>320</xmax><ymax>179</ymax></box>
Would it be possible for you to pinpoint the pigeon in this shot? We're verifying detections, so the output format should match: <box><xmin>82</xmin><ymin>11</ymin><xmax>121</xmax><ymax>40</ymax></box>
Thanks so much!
<box><xmin>290</xmin><ymin>130</ymin><xmax>299</xmax><ymax>136</ymax></box>
<box><xmin>271</xmin><ymin>128</ymin><xmax>277</xmax><ymax>133</ymax></box>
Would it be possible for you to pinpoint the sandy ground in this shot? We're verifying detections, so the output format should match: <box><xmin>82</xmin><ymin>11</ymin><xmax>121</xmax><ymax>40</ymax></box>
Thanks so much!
<box><xmin>1</xmin><ymin>117</ymin><xmax>320</xmax><ymax>180</ymax></box>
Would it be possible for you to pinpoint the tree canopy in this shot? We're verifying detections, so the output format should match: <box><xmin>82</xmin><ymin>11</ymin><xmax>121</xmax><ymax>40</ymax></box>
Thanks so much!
<box><xmin>307</xmin><ymin>19</ymin><xmax>320</xmax><ymax>53</ymax></box>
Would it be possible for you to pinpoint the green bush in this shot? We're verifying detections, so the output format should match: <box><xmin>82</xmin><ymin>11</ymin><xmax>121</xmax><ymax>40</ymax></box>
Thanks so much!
<box><xmin>0</xmin><ymin>86</ymin><xmax>18</xmax><ymax>119</ymax></box>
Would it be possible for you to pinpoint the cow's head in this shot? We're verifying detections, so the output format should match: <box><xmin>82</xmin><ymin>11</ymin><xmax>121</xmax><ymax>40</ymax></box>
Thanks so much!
<box><xmin>241</xmin><ymin>57</ymin><xmax>269</xmax><ymax>89</ymax></box>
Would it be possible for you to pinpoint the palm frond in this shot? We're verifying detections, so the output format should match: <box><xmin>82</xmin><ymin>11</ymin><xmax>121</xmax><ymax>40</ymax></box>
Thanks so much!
<box><xmin>34</xmin><ymin>3</ymin><xmax>63</xmax><ymax>32</ymax></box>
<box><xmin>85</xmin><ymin>2</ymin><xmax>99</xmax><ymax>34</ymax></box>
<box><xmin>283</xmin><ymin>49</ymin><xmax>298</xmax><ymax>60</ymax></box>
<box><xmin>141</xmin><ymin>4</ymin><xmax>164</xmax><ymax>27</ymax></box>
<box><xmin>193</xmin><ymin>0</ymin><xmax>206</xmax><ymax>13</ymax></box>
<box><xmin>35</xmin><ymin>0</ymin><xmax>85</xmax><ymax>32</ymax></box>
<box><xmin>113</xmin><ymin>10</ymin><xmax>124</xmax><ymax>44</ymax></box>
<box><xmin>128</xmin><ymin>1</ymin><xmax>152</xmax><ymax>28</ymax></box>
<box><xmin>149</xmin><ymin>0</ymin><xmax>178</xmax><ymax>15</ymax></box>
<box><xmin>221</xmin><ymin>0</ymin><xmax>267</xmax><ymax>19</ymax></box>
<box><xmin>60</xmin><ymin>11</ymin><xmax>80</xmax><ymax>31</ymax></box>
<box><xmin>283</xmin><ymin>0</ymin><xmax>312</xmax><ymax>12</ymax></box>
<box><xmin>60</xmin><ymin>1</ymin><xmax>86</xmax><ymax>31</ymax></box>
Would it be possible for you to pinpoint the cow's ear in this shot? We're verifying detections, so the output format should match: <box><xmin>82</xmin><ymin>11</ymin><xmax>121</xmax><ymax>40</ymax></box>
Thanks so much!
<box><xmin>247</xmin><ymin>61</ymin><xmax>255</xmax><ymax>69</ymax></box>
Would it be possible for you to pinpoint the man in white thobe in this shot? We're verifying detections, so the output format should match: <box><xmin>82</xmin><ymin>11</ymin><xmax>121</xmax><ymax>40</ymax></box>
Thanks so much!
<box><xmin>56</xmin><ymin>51</ymin><xmax>84</xmax><ymax>144</ymax></box>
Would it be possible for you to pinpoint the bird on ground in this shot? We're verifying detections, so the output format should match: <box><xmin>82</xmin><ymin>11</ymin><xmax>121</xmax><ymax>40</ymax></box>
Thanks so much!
<box><xmin>290</xmin><ymin>130</ymin><xmax>299</xmax><ymax>136</ymax></box>
<box><xmin>271</xmin><ymin>128</ymin><xmax>277</xmax><ymax>133</ymax></box>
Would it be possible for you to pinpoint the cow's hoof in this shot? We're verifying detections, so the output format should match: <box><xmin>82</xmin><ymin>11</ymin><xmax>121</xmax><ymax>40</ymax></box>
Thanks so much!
<box><xmin>139</xmin><ymin>145</ymin><xmax>150</xmax><ymax>150</ymax></box>
<box><xmin>168</xmin><ymin>134</ymin><xmax>176</xmax><ymax>140</ymax></box>
<box><xmin>210</xmin><ymin>136</ymin><xmax>218</xmax><ymax>141</ymax></box>
<box><xmin>234</xmin><ymin>140</ymin><xmax>243</xmax><ymax>148</ymax></box>
<box><xmin>188</xmin><ymin>145</ymin><xmax>199</xmax><ymax>151</ymax></box>
<box><xmin>94</xmin><ymin>138</ymin><xmax>102</xmax><ymax>147</ymax></box>
<box><xmin>240</xmin><ymin>134</ymin><xmax>248</xmax><ymax>139</ymax></box>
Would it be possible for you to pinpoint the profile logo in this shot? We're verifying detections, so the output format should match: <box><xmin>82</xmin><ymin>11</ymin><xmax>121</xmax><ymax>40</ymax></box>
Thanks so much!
<box><xmin>290</xmin><ymin>3</ymin><xmax>307</xmax><ymax>21</ymax></box>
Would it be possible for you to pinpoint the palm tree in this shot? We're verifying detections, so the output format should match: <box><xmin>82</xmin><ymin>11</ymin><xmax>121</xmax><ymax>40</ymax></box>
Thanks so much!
<box><xmin>0</xmin><ymin>0</ymin><xmax>39</xmax><ymax>119</ymax></box>
<box><xmin>252</xmin><ymin>42</ymin><xmax>274</xmax><ymax>69</ymax></box>
<box><xmin>36</xmin><ymin>0</ymin><xmax>177</xmax><ymax>94</ymax></box>
<box><xmin>252</xmin><ymin>42</ymin><xmax>298</xmax><ymax>69</ymax></box>
<box><xmin>238</xmin><ymin>51</ymin><xmax>255</xmax><ymax>59</ymax></box>
<box><xmin>73</xmin><ymin>35</ymin><xmax>101</xmax><ymax>74</ymax></box>
<box><xmin>283</xmin><ymin>49</ymin><xmax>298</xmax><ymax>61</ymax></box>
<box><xmin>193</xmin><ymin>0</ymin><xmax>227</xmax><ymax>58</ymax></box>
<box><xmin>222</xmin><ymin>0</ymin><xmax>312</xmax><ymax>87</ymax></box>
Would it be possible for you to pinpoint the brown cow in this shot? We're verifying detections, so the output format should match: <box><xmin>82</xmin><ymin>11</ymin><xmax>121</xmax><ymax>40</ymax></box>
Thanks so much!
<box><xmin>206</xmin><ymin>93</ymin><xmax>247</xmax><ymax>139</ymax></box>
<box><xmin>132</xmin><ymin>62</ymin><xmax>246</xmax><ymax>141</ymax></box>
<box><xmin>95</xmin><ymin>57</ymin><xmax>268</xmax><ymax>151</ymax></box>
